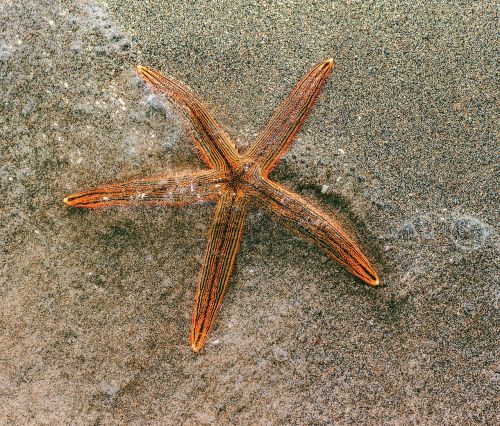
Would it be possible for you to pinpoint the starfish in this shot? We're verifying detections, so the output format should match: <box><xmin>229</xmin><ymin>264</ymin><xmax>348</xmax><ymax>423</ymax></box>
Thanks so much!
<box><xmin>63</xmin><ymin>58</ymin><xmax>379</xmax><ymax>352</ymax></box>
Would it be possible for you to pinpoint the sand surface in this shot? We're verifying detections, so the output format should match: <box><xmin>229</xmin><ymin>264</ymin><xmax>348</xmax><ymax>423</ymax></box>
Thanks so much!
<box><xmin>1</xmin><ymin>0</ymin><xmax>498</xmax><ymax>424</ymax></box>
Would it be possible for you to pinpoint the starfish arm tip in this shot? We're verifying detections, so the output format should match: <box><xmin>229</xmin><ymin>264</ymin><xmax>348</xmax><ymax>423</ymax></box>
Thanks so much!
<box><xmin>62</xmin><ymin>196</ymin><xmax>74</xmax><ymax>206</ymax></box>
<box><xmin>135</xmin><ymin>65</ymin><xmax>152</xmax><ymax>77</ymax></box>
<box><xmin>190</xmin><ymin>339</ymin><xmax>203</xmax><ymax>353</ymax></box>
<box><xmin>366</xmin><ymin>273</ymin><xmax>380</xmax><ymax>286</ymax></box>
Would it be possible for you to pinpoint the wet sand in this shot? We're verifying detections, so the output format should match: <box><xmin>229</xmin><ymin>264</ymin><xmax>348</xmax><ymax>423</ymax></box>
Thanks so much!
<box><xmin>1</xmin><ymin>1</ymin><xmax>497</xmax><ymax>424</ymax></box>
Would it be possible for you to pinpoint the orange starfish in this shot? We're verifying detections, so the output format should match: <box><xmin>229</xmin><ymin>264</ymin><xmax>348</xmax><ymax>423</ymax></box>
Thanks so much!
<box><xmin>64</xmin><ymin>59</ymin><xmax>379</xmax><ymax>352</ymax></box>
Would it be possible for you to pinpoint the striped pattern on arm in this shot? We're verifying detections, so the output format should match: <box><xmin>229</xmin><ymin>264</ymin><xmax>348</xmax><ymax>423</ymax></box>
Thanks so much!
<box><xmin>190</xmin><ymin>191</ymin><xmax>248</xmax><ymax>351</ymax></box>
<box><xmin>63</xmin><ymin>170</ymin><xmax>222</xmax><ymax>208</ymax></box>
<box><xmin>244</xmin><ymin>59</ymin><xmax>334</xmax><ymax>176</ymax></box>
<box><xmin>251</xmin><ymin>177</ymin><xmax>379</xmax><ymax>286</ymax></box>
<box><xmin>136</xmin><ymin>65</ymin><xmax>240</xmax><ymax>171</ymax></box>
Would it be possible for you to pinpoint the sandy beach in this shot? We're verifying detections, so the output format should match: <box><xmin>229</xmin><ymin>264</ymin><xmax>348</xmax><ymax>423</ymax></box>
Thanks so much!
<box><xmin>1</xmin><ymin>0</ymin><xmax>497</xmax><ymax>424</ymax></box>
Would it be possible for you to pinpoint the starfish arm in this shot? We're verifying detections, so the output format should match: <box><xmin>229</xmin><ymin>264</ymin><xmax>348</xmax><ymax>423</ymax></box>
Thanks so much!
<box><xmin>63</xmin><ymin>170</ymin><xmax>223</xmax><ymax>209</ymax></box>
<box><xmin>136</xmin><ymin>65</ymin><xmax>240</xmax><ymax>171</ymax></box>
<box><xmin>251</xmin><ymin>177</ymin><xmax>379</xmax><ymax>286</ymax></box>
<box><xmin>190</xmin><ymin>191</ymin><xmax>248</xmax><ymax>352</ymax></box>
<box><xmin>244</xmin><ymin>58</ymin><xmax>334</xmax><ymax>176</ymax></box>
